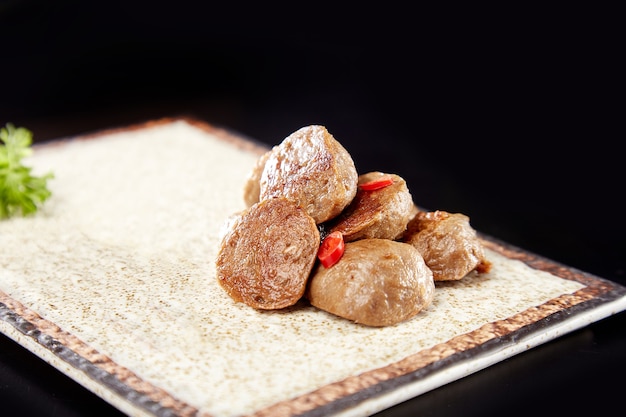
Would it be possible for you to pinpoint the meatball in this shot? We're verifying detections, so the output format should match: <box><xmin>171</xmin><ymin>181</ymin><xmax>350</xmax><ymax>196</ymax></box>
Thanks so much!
<box><xmin>216</xmin><ymin>197</ymin><xmax>320</xmax><ymax>309</ymax></box>
<box><xmin>326</xmin><ymin>172</ymin><xmax>414</xmax><ymax>242</ymax></box>
<box><xmin>242</xmin><ymin>148</ymin><xmax>273</xmax><ymax>207</ymax></box>
<box><xmin>259</xmin><ymin>125</ymin><xmax>358</xmax><ymax>224</ymax></box>
<box><xmin>306</xmin><ymin>239</ymin><xmax>435</xmax><ymax>326</ymax></box>
<box><xmin>402</xmin><ymin>210</ymin><xmax>492</xmax><ymax>281</ymax></box>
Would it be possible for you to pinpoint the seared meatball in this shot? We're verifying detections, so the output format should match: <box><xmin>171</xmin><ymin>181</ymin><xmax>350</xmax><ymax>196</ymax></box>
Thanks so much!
<box><xmin>216</xmin><ymin>197</ymin><xmax>320</xmax><ymax>309</ymax></box>
<box><xmin>326</xmin><ymin>172</ymin><xmax>414</xmax><ymax>242</ymax></box>
<box><xmin>259</xmin><ymin>125</ymin><xmax>358</xmax><ymax>224</ymax></box>
<box><xmin>242</xmin><ymin>149</ymin><xmax>273</xmax><ymax>207</ymax></box>
<box><xmin>402</xmin><ymin>210</ymin><xmax>491</xmax><ymax>281</ymax></box>
<box><xmin>306</xmin><ymin>239</ymin><xmax>435</xmax><ymax>327</ymax></box>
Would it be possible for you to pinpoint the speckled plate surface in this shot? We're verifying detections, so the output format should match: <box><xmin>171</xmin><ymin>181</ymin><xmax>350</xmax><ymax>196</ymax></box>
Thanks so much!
<box><xmin>1</xmin><ymin>118</ymin><xmax>625</xmax><ymax>417</ymax></box>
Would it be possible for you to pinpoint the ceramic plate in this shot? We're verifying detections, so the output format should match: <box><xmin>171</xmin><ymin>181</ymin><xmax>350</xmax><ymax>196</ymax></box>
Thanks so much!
<box><xmin>1</xmin><ymin>118</ymin><xmax>625</xmax><ymax>417</ymax></box>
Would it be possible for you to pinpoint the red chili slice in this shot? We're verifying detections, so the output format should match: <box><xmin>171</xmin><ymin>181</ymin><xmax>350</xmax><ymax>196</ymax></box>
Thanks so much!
<box><xmin>358</xmin><ymin>176</ymin><xmax>394</xmax><ymax>191</ymax></box>
<box><xmin>317</xmin><ymin>231</ymin><xmax>345</xmax><ymax>268</ymax></box>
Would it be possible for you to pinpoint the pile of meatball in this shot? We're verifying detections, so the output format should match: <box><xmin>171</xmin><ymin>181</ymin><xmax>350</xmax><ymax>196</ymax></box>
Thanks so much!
<box><xmin>216</xmin><ymin>125</ymin><xmax>491</xmax><ymax>327</ymax></box>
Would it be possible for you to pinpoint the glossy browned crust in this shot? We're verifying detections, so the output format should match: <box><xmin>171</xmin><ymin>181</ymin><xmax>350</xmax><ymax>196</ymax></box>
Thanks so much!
<box><xmin>259</xmin><ymin>125</ymin><xmax>358</xmax><ymax>224</ymax></box>
<box><xmin>306</xmin><ymin>239</ymin><xmax>435</xmax><ymax>327</ymax></box>
<box><xmin>327</xmin><ymin>172</ymin><xmax>414</xmax><ymax>242</ymax></box>
<box><xmin>216</xmin><ymin>197</ymin><xmax>320</xmax><ymax>309</ymax></box>
<box><xmin>403</xmin><ymin>210</ymin><xmax>491</xmax><ymax>281</ymax></box>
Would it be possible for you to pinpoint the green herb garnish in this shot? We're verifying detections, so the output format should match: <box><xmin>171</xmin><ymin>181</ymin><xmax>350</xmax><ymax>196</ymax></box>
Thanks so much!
<box><xmin>0</xmin><ymin>123</ymin><xmax>54</xmax><ymax>219</ymax></box>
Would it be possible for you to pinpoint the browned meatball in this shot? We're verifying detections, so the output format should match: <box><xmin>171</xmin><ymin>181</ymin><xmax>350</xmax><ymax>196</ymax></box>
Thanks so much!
<box><xmin>216</xmin><ymin>197</ymin><xmax>320</xmax><ymax>309</ymax></box>
<box><xmin>402</xmin><ymin>210</ymin><xmax>491</xmax><ymax>281</ymax></box>
<box><xmin>306</xmin><ymin>239</ymin><xmax>435</xmax><ymax>327</ymax></box>
<box><xmin>326</xmin><ymin>172</ymin><xmax>414</xmax><ymax>242</ymax></box>
<box><xmin>243</xmin><ymin>148</ymin><xmax>273</xmax><ymax>207</ymax></box>
<box><xmin>259</xmin><ymin>125</ymin><xmax>358</xmax><ymax>224</ymax></box>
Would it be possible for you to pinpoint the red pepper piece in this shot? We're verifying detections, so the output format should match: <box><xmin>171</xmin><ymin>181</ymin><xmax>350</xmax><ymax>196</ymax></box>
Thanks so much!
<box><xmin>317</xmin><ymin>231</ymin><xmax>345</xmax><ymax>268</ymax></box>
<box><xmin>358</xmin><ymin>176</ymin><xmax>394</xmax><ymax>191</ymax></box>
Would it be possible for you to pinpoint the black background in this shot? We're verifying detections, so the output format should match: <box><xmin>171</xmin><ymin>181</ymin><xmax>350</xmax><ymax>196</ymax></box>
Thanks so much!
<box><xmin>1</xmin><ymin>1</ymin><xmax>624</xmax><ymax>416</ymax></box>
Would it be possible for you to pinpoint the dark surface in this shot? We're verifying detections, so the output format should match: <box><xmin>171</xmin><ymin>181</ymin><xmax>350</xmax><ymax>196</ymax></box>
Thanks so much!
<box><xmin>1</xmin><ymin>2</ymin><xmax>624</xmax><ymax>417</ymax></box>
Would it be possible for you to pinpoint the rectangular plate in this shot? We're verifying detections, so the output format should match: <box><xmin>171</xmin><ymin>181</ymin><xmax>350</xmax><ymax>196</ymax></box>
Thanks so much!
<box><xmin>1</xmin><ymin>118</ymin><xmax>625</xmax><ymax>417</ymax></box>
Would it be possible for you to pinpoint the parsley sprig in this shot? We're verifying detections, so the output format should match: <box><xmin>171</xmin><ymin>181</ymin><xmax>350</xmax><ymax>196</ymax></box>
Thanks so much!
<box><xmin>0</xmin><ymin>123</ymin><xmax>54</xmax><ymax>219</ymax></box>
